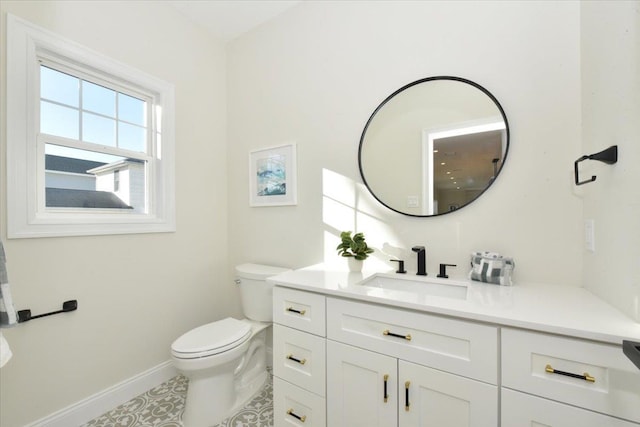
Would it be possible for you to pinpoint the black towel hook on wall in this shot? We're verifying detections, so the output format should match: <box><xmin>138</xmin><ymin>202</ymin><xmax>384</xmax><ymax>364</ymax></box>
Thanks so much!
<box><xmin>574</xmin><ymin>145</ymin><xmax>618</xmax><ymax>186</ymax></box>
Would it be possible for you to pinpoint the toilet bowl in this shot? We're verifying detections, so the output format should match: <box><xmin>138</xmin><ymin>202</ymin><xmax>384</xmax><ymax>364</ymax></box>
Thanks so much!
<box><xmin>171</xmin><ymin>263</ymin><xmax>290</xmax><ymax>427</ymax></box>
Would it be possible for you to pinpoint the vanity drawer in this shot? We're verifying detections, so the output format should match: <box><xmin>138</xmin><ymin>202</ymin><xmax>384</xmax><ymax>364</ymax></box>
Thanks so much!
<box><xmin>502</xmin><ymin>328</ymin><xmax>640</xmax><ymax>423</ymax></box>
<box><xmin>273</xmin><ymin>287</ymin><xmax>326</xmax><ymax>337</ymax></box>
<box><xmin>326</xmin><ymin>297</ymin><xmax>498</xmax><ymax>384</ymax></box>
<box><xmin>502</xmin><ymin>388</ymin><xmax>639</xmax><ymax>427</ymax></box>
<box><xmin>273</xmin><ymin>377</ymin><xmax>326</xmax><ymax>427</ymax></box>
<box><xmin>273</xmin><ymin>324</ymin><xmax>326</xmax><ymax>396</ymax></box>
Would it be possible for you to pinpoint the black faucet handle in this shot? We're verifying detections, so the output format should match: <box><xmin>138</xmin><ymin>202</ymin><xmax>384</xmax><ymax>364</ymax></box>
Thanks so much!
<box><xmin>389</xmin><ymin>259</ymin><xmax>406</xmax><ymax>274</ymax></box>
<box><xmin>411</xmin><ymin>246</ymin><xmax>425</xmax><ymax>252</ymax></box>
<box><xmin>437</xmin><ymin>263</ymin><xmax>457</xmax><ymax>279</ymax></box>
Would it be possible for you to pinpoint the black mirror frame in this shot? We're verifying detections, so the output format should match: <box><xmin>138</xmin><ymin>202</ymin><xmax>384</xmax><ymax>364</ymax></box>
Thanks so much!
<box><xmin>358</xmin><ymin>76</ymin><xmax>510</xmax><ymax>217</ymax></box>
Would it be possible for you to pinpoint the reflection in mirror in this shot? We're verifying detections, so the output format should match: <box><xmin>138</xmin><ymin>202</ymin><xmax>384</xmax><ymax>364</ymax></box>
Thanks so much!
<box><xmin>359</xmin><ymin>76</ymin><xmax>509</xmax><ymax>217</ymax></box>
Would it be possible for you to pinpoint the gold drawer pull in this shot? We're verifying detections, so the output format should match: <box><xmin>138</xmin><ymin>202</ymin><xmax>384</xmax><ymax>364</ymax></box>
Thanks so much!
<box><xmin>287</xmin><ymin>408</ymin><xmax>307</xmax><ymax>422</ymax></box>
<box><xmin>286</xmin><ymin>307</ymin><xmax>306</xmax><ymax>315</ymax></box>
<box><xmin>545</xmin><ymin>364</ymin><xmax>595</xmax><ymax>383</ymax></box>
<box><xmin>405</xmin><ymin>381</ymin><xmax>411</xmax><ymax>411</ymax></box>
<box><xmin>286</xmin><ymin>354</ymin><xmax>307</xmax><ymax>365</ymax></box>
<box><xmin>383</xmin><ymin>329</ymin><xmax>412</xmax><ymax>341</ymax></box>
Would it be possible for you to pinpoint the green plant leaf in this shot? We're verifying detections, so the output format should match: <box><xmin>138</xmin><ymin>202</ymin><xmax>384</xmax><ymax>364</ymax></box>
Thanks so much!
<box><xmin>335</xmin><ymin>230</ymin><xmax>373</xmax><ymax>260</ymax></box>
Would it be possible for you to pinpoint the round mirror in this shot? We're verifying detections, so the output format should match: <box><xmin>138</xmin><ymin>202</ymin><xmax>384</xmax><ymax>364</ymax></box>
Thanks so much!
<box><xmin>358</xmin><ymin>76</ymin><xmax>509</xmax><ymax>217</ymax></box>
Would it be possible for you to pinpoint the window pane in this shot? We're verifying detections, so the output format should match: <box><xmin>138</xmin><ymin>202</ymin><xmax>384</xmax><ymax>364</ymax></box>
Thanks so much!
<box><xmin>118</xmin><ymin>93</ymin><xmax>146</xmax><ymax>126</ymax></box>
<box><xmin>41</xmin><ymin>66</ymin><xmax>79</xmax><ymax>107</ymax></box>
<box><xmin>82</xmin><ymin>112</ymin><xmax>115</xmax><ymax>146</ymax></box>
<box><xmin>41</xmin><ymin>101</ymin><xmax>79</xmax><ymax>139</ymax></box>
<box><xmin>45</xmin><ymin>143</ymin><xmax>147</xmax><ymax>212</ymax></box>
<box><xmin>83</xmin><ymin>81</ymin><xmax>115</xmax><ymax>117</ymax></box>
<box><xmin>118</xmin><ymin>123</ymin><xmax>146</xmax><ymax>153</ymax></box>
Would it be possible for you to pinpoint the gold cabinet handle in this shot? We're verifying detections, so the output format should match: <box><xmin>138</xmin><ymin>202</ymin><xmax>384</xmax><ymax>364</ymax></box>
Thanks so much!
<box><xmin>383</xmin><ymin>329</ymin><xmax>412</xmax><ymax>341</ymax></box>
<box><xmin>545</xmin><ymin>364</ymin><xmax>595</xmax><ymax>383</ymax></box>
<box><xmin>287</xmin><ymin>408</ymin><xmax>306</xmax><ymax>422</ymax></box>
<box><xmin>286</xmin><ymin>354</ymin><xmax>307</xmax><ymax>365</ymax></box>
<box><xmin>383</xmin><ymin>374</ymin><xmax>389</xmax><ymax>403</ymax></box>
<box><xmin>405</xmin><ymin>381</ymin><xmax>411</xmax><ymax>411</ymax></box>
<box><xmin>286</xmin><ymin>307</ymin><xmax>306</xmax><ymax>315</ymax></box>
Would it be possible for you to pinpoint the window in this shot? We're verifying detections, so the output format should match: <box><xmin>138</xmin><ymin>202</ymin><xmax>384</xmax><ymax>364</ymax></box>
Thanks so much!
<box><xmin>40</xmin><ymin>62</ymin><xmax>149</xmax><ymax>213</ymax></box>
<box><xmin>7</xmin><ymin>14</ymin><xmax>175</xmax><ymax>238</ymax></box>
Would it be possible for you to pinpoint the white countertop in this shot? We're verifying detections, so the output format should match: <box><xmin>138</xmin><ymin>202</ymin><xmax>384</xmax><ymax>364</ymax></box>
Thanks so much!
<box><xmin>267</xmin><ymin>264</ymin><xmax>640</xmax><ymax>345</ymax></box>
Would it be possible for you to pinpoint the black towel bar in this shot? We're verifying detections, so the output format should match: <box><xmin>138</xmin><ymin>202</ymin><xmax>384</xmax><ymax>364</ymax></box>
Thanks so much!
<box><xmin>17</xmin><ymin>300</ymin><xmax>78</xmax><ymax>323</ymax></box>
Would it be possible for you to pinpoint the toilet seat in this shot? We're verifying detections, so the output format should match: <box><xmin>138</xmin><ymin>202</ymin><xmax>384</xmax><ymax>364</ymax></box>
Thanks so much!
<box><xmin>171</xmin><ymin>318</ymin><xmax>252</xmax><ymax>359</ymax></box>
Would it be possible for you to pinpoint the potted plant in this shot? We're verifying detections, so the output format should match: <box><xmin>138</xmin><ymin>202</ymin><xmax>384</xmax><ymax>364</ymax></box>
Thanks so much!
<box><xmin>336</xmin><ymin>231</ymin><xmax>374</xmax><ymax>271</ymax></box>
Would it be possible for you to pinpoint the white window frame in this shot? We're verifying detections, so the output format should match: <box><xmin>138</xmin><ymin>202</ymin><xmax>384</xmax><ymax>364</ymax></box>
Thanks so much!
<box><xmin>6</xmin><ymin>14</ymin><xmax>175</xmax><ymax>238</ymax></box>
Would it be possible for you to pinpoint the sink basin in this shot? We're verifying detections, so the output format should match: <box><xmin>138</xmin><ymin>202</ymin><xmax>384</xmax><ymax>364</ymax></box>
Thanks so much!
<box><xmin>358</xmin><ymin>274</ymin><xmax>468</xmax><ymax>300</ymax></box>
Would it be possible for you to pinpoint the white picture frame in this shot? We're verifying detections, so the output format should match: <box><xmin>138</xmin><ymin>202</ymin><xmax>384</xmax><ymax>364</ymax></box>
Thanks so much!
<box><xmin>249</xmin><ymin>143</ymin><xmax>297</xmax><ymax>207</ymax></box>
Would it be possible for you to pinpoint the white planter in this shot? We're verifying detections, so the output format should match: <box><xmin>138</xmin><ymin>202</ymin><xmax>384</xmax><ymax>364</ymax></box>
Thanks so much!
<box><xmin>348</xmin><ymin>257</ymin><xmax>363</xmax><ymax>272</ymax></box>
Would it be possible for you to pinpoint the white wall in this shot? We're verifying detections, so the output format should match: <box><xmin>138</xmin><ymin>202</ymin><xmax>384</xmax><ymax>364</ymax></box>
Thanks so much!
<box><xmin>45</xmin><ymin>172</ymin><xmax>96</xmax><ymax>191</ymax></box>
<box><xmin>227</xmin><ymin>1</ymin><xmax>584</xmax><ymax>285</ymax></box>
<box><xmin>581</xmin><ymin>1</ymin><xmax>640</xmax><ymax>322</ymax></box>
<box><xmin>0</xmin><ymin>2</ymin><xmax>237</xmax><ymax>426</ymax></box>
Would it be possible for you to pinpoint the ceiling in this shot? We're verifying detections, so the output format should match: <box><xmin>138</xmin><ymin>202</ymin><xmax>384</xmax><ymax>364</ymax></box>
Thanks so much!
<box><xmin>167</xmin><ymin>0</ymin><xmax>301</xmax><ymax>42</ymax></box>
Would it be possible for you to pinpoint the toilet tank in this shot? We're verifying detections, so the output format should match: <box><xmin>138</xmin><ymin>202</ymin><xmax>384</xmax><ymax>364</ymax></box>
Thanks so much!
<box><xmin>235</xmin><ymin>263</ymin><xmax>291</xmax><ymax>322</ymax></box>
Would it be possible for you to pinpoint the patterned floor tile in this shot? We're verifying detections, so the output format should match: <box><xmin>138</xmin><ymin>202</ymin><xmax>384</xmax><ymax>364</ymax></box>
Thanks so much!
<box><xmin>83</xmin><ymin>372</ymin><xmax>272</xmax><ymax>427</ymax></box>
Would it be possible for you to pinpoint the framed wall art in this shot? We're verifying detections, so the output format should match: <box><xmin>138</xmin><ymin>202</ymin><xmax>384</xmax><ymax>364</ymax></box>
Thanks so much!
<box><xmin>249</xmin><ymin>143</ymin><xmax>297</xmax><ymax>207</ymax></box>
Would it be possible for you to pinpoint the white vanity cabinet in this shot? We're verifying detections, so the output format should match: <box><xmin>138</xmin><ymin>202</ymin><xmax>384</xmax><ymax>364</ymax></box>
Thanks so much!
<box><xmin>273</xmin><ymin>287</ymin><xmax>327</xmax><ymax>427</ymax></box>
<box><xmin>271</xmin><ymin>277</ymin><xmax>640</xmax><ymax>427</ymax></box>
<box><xmin>326</xmin><ymin>298</ymin><xmax>499</xmax><ymax>427</ymax></box>
<box><xmin>502</xmin><ymin>328</ymin><xmax>640</xmax><ymax>426</ymax></box>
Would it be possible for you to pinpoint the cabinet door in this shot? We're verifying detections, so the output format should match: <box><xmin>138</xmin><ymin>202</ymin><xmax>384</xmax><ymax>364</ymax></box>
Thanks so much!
<box><xmin>502</xmin><ymin>388</ymin><xmax>639</xmax><ymax>427</ymax></box>
<box><xmin>327</xmin><ymin>340</ymin><xmax>398</xmax><ymax>427</ymax></box>
<box><xmin>399</xmin><ymin>360</ymin><xmax>498</xmax><ymax>427</ymax></box>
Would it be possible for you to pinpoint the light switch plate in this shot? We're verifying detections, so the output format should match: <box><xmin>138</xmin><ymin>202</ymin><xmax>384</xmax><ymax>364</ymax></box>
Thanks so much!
<box><xmin>407</xmin><ymin>196</ymin><xmax>419</xmax><ymax>208</ymax></box>
<box><xmin>585</xmin><ymin>219</ymin><xmax>595</xmax><ymax>252</ymax></box>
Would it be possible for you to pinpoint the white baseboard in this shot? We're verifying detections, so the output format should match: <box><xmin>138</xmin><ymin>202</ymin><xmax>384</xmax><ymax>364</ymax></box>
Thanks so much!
<box><xmin>26</xmin><ymin>360</ymin><xmax>178</xmax><ymax>427</ymax></box>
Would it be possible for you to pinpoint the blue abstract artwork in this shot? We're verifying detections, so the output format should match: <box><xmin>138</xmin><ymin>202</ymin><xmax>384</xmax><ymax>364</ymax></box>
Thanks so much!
<box><xmin>256</xmin><ymin>154</ymin><xmax>286</xmax><ymax>196</ymax></box>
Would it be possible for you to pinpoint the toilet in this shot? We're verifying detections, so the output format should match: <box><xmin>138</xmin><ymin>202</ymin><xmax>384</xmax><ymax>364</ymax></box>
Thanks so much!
<box><xmin>171</xmin><ymin>263</ymin><xmax>290</xmax><ymax>427</ymax></box>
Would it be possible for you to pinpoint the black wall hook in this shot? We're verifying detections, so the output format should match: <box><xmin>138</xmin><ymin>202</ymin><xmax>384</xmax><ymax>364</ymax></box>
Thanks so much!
<box><xmin>574</xmin><ymin>145</ymin><xmax>618</xmax><ymax>185</ymax></box>
<box><xmin>17</xmin><ymin>300</ymin><xmax>78</xmax><ymax>323</ymax></box>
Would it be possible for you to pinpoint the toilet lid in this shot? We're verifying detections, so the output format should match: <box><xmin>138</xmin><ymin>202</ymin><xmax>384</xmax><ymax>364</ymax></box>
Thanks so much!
<box><xmin>171</xmin><ymin>317</ymin><xmax>251</xmax><ymax>358</ymax></box>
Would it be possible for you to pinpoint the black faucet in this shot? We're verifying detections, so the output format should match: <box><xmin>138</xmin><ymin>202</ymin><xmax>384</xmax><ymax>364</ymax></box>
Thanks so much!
<box><xmin>411</xmin><ymin>246</ymin><xmax>427</xmax><ymax>276</ymax></box>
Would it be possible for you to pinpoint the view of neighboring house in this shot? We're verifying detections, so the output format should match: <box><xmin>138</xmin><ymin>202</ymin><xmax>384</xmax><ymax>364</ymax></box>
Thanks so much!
<box><xmin>88</xmin><ymin>159</ymin><xmax>145</xmax><ymax>212</ymax></box>
<box><xmin>45</xmin><ymin>155</ymin><xmax>105</xmax><ymax>191</ymax></box>
<box><xmin>45</xmin><ymin>154</ymin><xmax>145</xmax><ymax>212</ymax></box>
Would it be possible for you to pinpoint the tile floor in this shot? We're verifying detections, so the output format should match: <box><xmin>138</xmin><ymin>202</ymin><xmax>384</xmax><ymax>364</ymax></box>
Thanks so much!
<box><xmin>82</xmin><ymin>372</ymin><xmax>273</xmax><ymax>427</ymax></box>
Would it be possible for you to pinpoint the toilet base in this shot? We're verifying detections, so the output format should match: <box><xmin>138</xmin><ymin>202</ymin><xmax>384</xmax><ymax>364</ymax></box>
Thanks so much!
<box><xmin>182</xmin><ymin>363</ymin><xmax>236</xmax><ymax>427</ymax></box>
<box><xmin>182</xmin><ymin>368</ymin><xmax>268</xmax><ymax>427</ymax></box>
<box><xmin>234</xmin><ymin>369</ymin><xmax>268</xmax><ymax>412</ymax></box>
<box><xmin>178</xmin><ymin>321</ymin><xmax>269</xmax><ymax>427</ymax></box>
